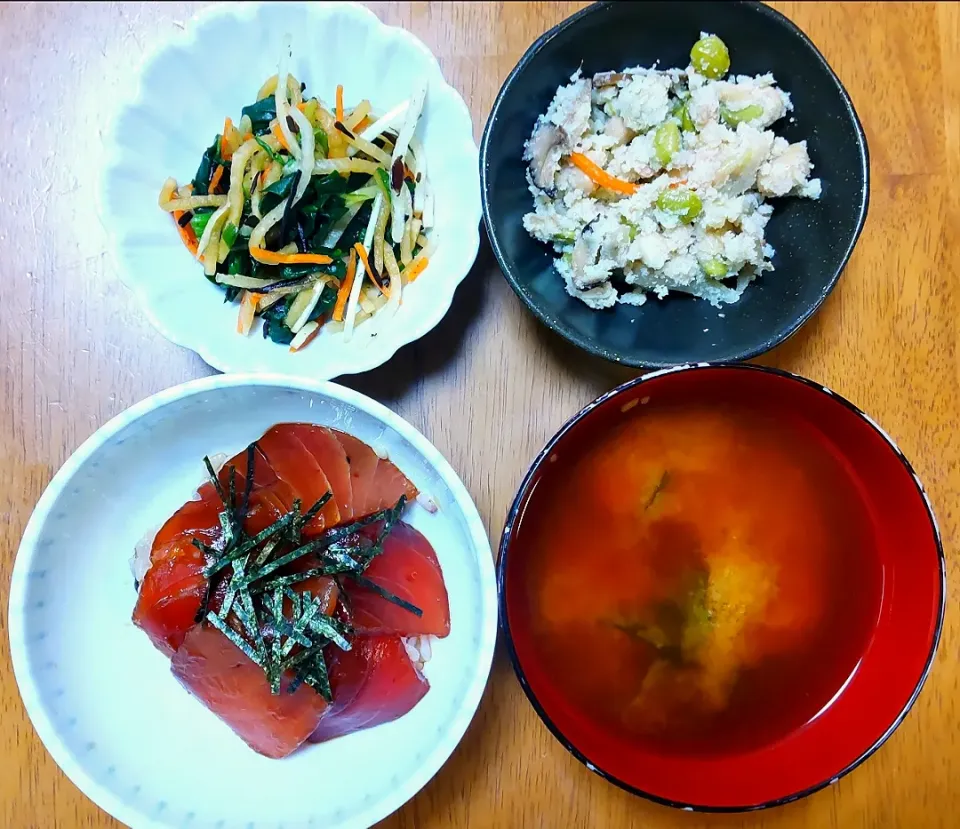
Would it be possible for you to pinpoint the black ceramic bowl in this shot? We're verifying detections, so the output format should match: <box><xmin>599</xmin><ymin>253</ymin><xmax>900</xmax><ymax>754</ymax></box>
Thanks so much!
<box><xmin>480</xmin><ymin>1</ymin><xmax>869</xmax><ymax>368</ymax></box>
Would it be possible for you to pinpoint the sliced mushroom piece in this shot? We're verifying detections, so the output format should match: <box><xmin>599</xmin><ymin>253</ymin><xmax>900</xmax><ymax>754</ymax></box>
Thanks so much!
<box><xmin>593</xmin><ymin>70</ymin><xmax>631</xmax><ymax>89</ymax></box>
<box><xmin>555</xmin><ymin>77</ymin><xmax>594</xmax><ymax>145</ymax></box>
<box><xmin>524</xmin><ymin>123</ymin><xmax>563</xmax><ymax>190</ymax></box>
<box><xmin>570</xmin><ymin>226</ymin><xmax>606</xmax><ymax>289</ymax></box>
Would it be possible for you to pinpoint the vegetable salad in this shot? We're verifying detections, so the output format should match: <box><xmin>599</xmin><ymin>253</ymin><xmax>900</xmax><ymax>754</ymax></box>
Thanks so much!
<box><xmin>159</xmin><ymin>55</ymin><xmax>434</xmax><ymax>351</ymax></box>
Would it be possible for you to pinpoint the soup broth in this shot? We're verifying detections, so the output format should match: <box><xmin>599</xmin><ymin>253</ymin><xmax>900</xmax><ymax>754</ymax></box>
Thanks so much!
<box><xmin>518</xmin><ymin>400</ymin><xmax>883</xmax><ymax>756</ymax></box>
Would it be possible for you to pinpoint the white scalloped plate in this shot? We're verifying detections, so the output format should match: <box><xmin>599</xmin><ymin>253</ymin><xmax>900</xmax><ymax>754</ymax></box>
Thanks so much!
<box><xmin>9</xmin><ymin>375</ymin><xmax>497</xmax><ymax>829</ymax></box>
<box><xmin>100</xmin><ymin>2</ymin><xmax>480</xmax><ymax>378</ymax></box>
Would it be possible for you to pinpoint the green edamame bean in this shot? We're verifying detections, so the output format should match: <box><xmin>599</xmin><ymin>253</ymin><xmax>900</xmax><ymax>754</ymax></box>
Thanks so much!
<box><xmin>702</xmin><ymin>258</ymin><xmax>728</xmax><ymax>278</ymax></box>
<box><xmin>720</xmin><ymin>103</ymin><xmax>764</xmax><ymax>127</ymax></box>
<box><xmin>653</xmin><ymin>121</ymin><xmax>682</xmax><ymax>166</ymax></box>
<box><xmin>656</xmin><ymin>188</ymin><xmax>703</xmax><ymax>223</ymax></box>
<box><xmin>690</xmin><ymin>34</ymin><xmax>730</xmax><ymax>79</ymax></box>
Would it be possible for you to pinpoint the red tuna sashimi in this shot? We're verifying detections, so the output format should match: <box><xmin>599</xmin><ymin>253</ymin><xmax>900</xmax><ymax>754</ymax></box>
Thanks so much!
<box><xmin>368</xmin><ymin>457</ymin><xmax>419</xmax><ymax>513</ymax></box>
<box><xmin>151</xmin><ymin>493</ymin><xmax>222</xmax><ymax>550</ymax></box>
<box><xmin>329</xmin><ymin>429</ymin><xmax>418</xmax><ymax>517</ymax></box>
<box><xmin>133</xmin><ymin>538</ymin><xmax>207</xmax><ymax>657</ymax></box>
<box><xmin>346</xmin><ymin>521</ymin><xmax>450</xmax><ymax>637</ymax></box>
<box><xmin>133</xmin><ymin>489</ymin><xmax>286</xmax><ymax>655</ymax></box>
<box><xmin>330</xmin><ymin>430</ymin><xmax>379</xmax><ymax>517</ymax></box>
<box><xmin>257</xmin><ymin>425</ymin><xmax>340</xmax><ymax>532</ymax></box>
<box><xmin>308</xmin><ymin>635</ymin><xmax>429</xmax><ymax>743</ymax></box>
<box><xmin>198</xmin><ymin>445</ymin><xmax>298</xmax><ymax>514</ymax></box>
<box><xmin>285</xmin><ymin>424</ymin><xmax>355</xmax><ymax>521</ymax></box>
<box><xmin>171</xmin><ymin>624</ymin><xmax>329</xmax><ymax>759</ymax></box>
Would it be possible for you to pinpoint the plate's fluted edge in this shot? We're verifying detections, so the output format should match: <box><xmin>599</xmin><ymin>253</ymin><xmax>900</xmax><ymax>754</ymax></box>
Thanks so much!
<box><xmin>98</xmin><ymin>1</ymin><xmax>482</xmax><ymax>380</ymax></box>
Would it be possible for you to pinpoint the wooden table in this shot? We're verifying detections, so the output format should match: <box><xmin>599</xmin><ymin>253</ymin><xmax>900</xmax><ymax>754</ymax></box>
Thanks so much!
<box><xmin>1</xmin><ymin>2</ymin><xmax>957</xmax><ymax>827</ymax></box>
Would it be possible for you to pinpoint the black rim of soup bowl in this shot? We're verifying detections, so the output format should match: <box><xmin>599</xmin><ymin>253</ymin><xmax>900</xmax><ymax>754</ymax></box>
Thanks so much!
<box><xmin>480</xmin><ymin>1</ymin><xmax>871</xmax><ymax>369</ymax></box>
<box><xmin>496</xmin><ymin>363</ymin><xmax>946</xmax><ymax>812</ymax></box>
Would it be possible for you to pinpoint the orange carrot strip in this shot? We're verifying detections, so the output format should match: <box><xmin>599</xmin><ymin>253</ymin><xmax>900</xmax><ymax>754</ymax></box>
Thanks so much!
<box><xmin>221</xmin><ymin>117</ymin><xmax>234</xmax><ymax>159</ymax></box>
<box><xmin>296</xmin><ymin>101</ymin><xmax>308</xmax><ymax>113</ymax></box>
<box><xmin>405</xmin><ymin>256</ymin><xmax>429</xmax><ymax>283</ymax></box>
<box><xmin>242</xmin><ymin>132</ymin><xmax>254</xmax><ymax>142</ymax></box>
<box><xmin>271</xmin><ymin>122</ymin><xmax>290</xmax><ymax>152</ymax></box>
<box><xmin>336</xmin><ymin>84</ymin><xmax>344</xmax><ymax>123</ymax></box>
<box><xmin>333</xmin><ymin>250</ymin><xmax>357</xmax><ymax>322</ymax></box>
<box><xmin>355</xmin><ymin>116</ymin><xmax>372</xmax><ymax>132</ymax></box>
<box><xmin>569</xmin><ymin>152</ymin><xmax>637</xmax><ymax>195</ymax></box>
<box><xmin>209</xmin><ymin>164</ymin><xmax>225</xmax><ymax>193</ymax></box>
<box><xmin>353</xmin><ymin>242</ymin><xmax>384</xmax><ymax>293</ymax></box>
<box><xmin>249</xmin><ymin>248</ymin><xmax>334</xmax><ymax>266</ymax></box>
<box><xmin>172</xmin><ymin>211</ymin><xmax>199</xmax><ymax>256</ymax></box>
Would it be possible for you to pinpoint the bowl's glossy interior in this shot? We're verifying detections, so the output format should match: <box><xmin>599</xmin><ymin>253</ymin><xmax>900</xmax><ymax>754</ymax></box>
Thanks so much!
<box><xmin>481</xmin><ymin>1</ymin><xmax>869</xmax><ymax>367</ymax></box>
<box><xmin>499</xmin><ymin>365</ymin><xmax>943</xmax><ymax>810</ymax></box>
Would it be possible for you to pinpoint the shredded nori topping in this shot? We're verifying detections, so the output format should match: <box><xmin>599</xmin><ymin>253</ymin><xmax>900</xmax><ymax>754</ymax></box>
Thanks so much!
<box><xmin>181</xmin><ymin>453</ymin><xmax>418</xmax><ymax>696</ymax></box>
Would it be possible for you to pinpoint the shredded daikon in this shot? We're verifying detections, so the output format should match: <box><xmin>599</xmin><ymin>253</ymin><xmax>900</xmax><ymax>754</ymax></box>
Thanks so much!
<box><xmin>275</xmin><ymin>45</ymin><xmax>301</xmax><ymax>161</ymax></box>
<box><xmin>343</xmin><ymin>192</ymin><xmax>383</xmax><ymax>340</ymax></box>
<box><xmin>351</xmin><ymin>101</ymin><xmax>409</xmax><ymax>152</ymax></box>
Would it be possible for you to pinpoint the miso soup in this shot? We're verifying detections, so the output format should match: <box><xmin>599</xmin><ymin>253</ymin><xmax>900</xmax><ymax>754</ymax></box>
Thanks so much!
<box><xmin>517</xmin><ymin>400</ymin><xmax>883</xmax><ymax>756</ymax></box>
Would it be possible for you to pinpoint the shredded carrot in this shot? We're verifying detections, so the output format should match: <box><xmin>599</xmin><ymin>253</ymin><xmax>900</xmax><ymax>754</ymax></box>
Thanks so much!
<box><xmin>333</xmin><ymin>249</ymin><xmax>357</xmax><ymax>321</ymax></box>
<box><xmin>290</xmin><ymin>323</ymin><xmax>322</xmax><ymax>352</ymax></box>
<box><xmin>296</xmin><ymin>101</ymin><xmax>308</xmax><ymax>113</ymax></box>
<box><xmin>403</xmin><ymin>165</ymin><xmax>415</xmax><ymax>182</ymax></box>
<box><xmin>668</xmin><ymin>178</ymin><xmax>689</xmax><ymax>190</ymax></box>
<box><xmin>242</xmin><ymin>132</ymin><xmax>254</xmax><ymax>142</ymax></box>
<box><xmin>209</xmin><ymin>164</ymin><xmax>225</xmax><ymax>193</ymax></box>
<box><xmin>569</xmin><ymin>152</ymin><xmax>637</xmax><ymax>195</ymax></box>
<box><xmin>250</xmin><ymin>248</ymin><xmax>334</xmax><ymax>266</ymax></box>
<box><xmin>172</xmin><ymin>211</ymin><xmax>199</xmax><ymax>256</ymax></box>
<box><xmin>355</xmin><ymin>116</ymin><xmax>372</xmax><ymax>132</ymax></box>
<box><xmin>336</xmin><ymin>84</ymin><xmax>344</xmax><ymax>123</ymax></box>
<box><xmin>221</xmin><ymin>117</ymin><xmax>234</xmax><ymax>159</ymax></box>
<box><xmin>405</xmin><ymin>256</ymin><xmax>429</xmax><ymax>283</ymax></box>
<box><xmin>353</xmin><ymin>242</ymin><xmax>385</xmax><ymax>293</ymax></box>
<box><xmin>271</xmin><ymin>122</ymin><xmax>290</xmax><ymax>152</ymax></box>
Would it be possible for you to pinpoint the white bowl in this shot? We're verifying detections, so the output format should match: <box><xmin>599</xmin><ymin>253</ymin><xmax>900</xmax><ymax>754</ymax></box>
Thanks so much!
<box><xmin>9</xmin><ymin>374</ymin><xmax>497</xmax><ymax>829</ymax></box>
<box><xmin>100</xmin><ymin>1</ymin><xmax>481</xmax><ymax>379</ymax></box>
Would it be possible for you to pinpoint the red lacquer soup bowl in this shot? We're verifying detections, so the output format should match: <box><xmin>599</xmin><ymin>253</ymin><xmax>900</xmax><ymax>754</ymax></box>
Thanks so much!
<box><xmin>498</xmin><ymin>364</ymin><xmax>945</xmax><ymax>811</ymax></box>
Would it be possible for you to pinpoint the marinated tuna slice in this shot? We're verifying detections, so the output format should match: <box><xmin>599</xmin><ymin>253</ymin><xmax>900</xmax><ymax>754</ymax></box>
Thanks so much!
<box><xmin>345</xmin><ymin>521</ymin><xmax>450</xmax><ymax>637</ymax></box>
<box><xmin>285</xmin><ymin>424</ymin><xmax>355</xmax><ymax>522</ymax></box>
<box><xmin>171</xmin><ymin>624</ymin><xmax>329</xmax><ymax>759</ymax></box>
<box><xmin>257</xmin><ymin>425</ymin><xmax>340</xmax><ymax>532</ymax></box>
<box><xmin>309</xmin><ymin>635</ymin><xmax>429</xmax><ymax>743</ymax></box>
<box><xmin>368</xmin><ymin>457</ymin><xmax>418</xmax><ymax>514</ymax></box>
<box><xmin>133</xmin><ymin>538</ymin><xmax>208</xmax><ymax>656</ymax></box>
<box><xmin>151</xmin><ymin>493</ymin><xmax>222</xmax><ymax>551</ymax></box>
<box><xmin>329</xmin><ymin>429</ymin><xmax>418</xmax><ymax>518</ymax></box>
<box><xmin>330</xmin><ymin>430</ymin><xmax>380</xmax><ymax>518</ymax></box>
<box><xmin>134</xmin><ymin>488</ymin><xmax>289</xmax><ymax>655</ymax></box>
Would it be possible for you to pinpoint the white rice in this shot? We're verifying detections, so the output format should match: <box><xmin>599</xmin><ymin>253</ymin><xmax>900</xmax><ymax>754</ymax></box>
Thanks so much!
<box><xmin>522</xmin><ymin>35</ymin><xmax>821</xmax><ymax>310</ymax></box>
<box><xmin>403</xmin><ymin>634</ymin><xmax>437</xmax><ymax>671</ymax></box>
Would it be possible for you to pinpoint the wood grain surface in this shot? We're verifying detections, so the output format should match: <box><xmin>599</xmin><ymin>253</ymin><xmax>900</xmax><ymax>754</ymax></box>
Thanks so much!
<box><xmin>1</xmin><ymin>2</ymin><xmax>957</xmax><ymax>827</ymax></box>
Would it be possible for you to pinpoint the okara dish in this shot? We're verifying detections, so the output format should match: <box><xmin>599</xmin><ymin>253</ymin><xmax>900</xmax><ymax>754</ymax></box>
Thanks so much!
<box><xmin>132</xmin><ymin>423</ymin><xmax>450</xmax><ymax>758</ymax></box>
<box><xmin>523</xmin><ymin>34</ymin><xmax>820</xmax><ymax>310</ymax></box>
<box><xmin>159</xmin><ymin>55</ymin><xmax>435</xmax><ymax>351</ymax></box>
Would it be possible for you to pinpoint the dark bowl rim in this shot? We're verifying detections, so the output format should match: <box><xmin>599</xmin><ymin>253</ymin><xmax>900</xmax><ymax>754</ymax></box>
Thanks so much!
<box><xmin>479</xmin><ymin>0</ymin><xmax>872</xmax><ymax>369</ymax></box>
<box><xmin>496</xmin><ymin>362</ymin><xmax>946</xmax><ymax>812</ymax></box>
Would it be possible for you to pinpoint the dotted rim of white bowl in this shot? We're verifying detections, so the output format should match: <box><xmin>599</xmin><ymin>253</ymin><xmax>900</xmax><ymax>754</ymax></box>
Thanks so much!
<box><xmin>9</xmin><ymin>373</ymin><xmax>497</xmax><ymax>829</ymax></box>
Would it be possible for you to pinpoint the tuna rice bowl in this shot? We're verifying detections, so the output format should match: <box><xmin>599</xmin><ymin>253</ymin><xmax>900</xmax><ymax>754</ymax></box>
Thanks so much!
<box><xmin>522</xmin><ymin>34</ymin><xmax>822</xmax><ymax>310</ymax></box>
